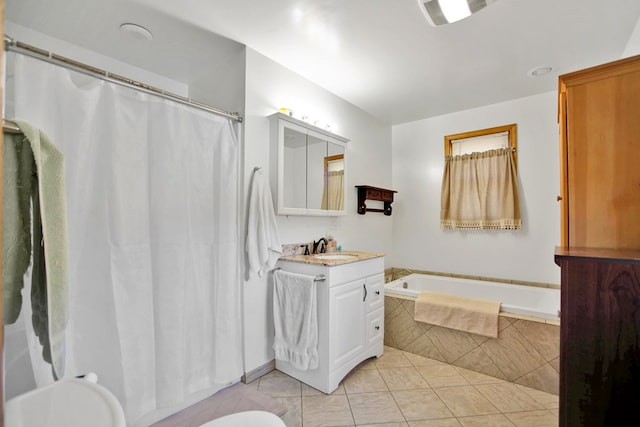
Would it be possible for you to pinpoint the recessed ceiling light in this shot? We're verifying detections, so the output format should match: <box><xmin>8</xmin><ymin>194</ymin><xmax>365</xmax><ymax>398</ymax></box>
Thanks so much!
<box><xmin>119</xmin><ymin>23</ymin><xmax>153</xmax><ymax>41</ymax></box>
<box><xmin>528</xmin><ymin>66</ymin><xmax>553</xmax><ymax>77</ymax></box>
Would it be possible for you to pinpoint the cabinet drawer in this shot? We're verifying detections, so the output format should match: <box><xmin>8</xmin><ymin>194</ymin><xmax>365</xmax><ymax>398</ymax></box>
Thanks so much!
<box><xmin>365</xmin><ymin>274</ymin><xmax>384</xmax><ymax>312</ymax></box>
<box><xmin>365</xmin><ymin>188</ymin><xmax>394</xmax><ymax>202</ymax></box>
<box><xmin>366</xmin><ymin>189</ymin><xmax>381</xmax><ymax>199</ymax></box>
<box><xmin>366</xmin><ymin>308</ymin><xmax>384</xmax><ymax>347</ymax></box>
<box><xmin>328</xmin><ymin>258</ymin><xmax>384</xmax><ymax>286</ymax></box>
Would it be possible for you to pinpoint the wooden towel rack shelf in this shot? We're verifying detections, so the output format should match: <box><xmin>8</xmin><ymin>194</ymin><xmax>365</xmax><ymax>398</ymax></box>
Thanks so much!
<box><xmin>355</xmin><ymin>185</ymin><xmax>397</xmax><ymax>216</ymax></box>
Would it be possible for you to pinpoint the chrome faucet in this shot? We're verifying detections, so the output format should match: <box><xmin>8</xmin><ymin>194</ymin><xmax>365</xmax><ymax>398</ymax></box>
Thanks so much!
<box><xmin>313</xmin><ymin>238</ymin><xmax>327</xmax><ymax>254</ymax></box>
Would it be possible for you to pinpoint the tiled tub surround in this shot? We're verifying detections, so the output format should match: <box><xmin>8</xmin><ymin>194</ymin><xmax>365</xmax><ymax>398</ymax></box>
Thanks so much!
<box><xmin>383</xmin><ymin>269</ymin><xmax>560</xmax><ymax>396</ymax></box>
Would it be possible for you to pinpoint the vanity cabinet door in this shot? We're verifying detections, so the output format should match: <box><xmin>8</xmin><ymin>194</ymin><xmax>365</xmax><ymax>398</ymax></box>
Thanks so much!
<box><xmin>330</xmin><ymin>280</ymin><xmax>366</xmax><ymax>371</ymax></box>
<box><xmin>365</xmin><ymin>273</ymin><xmax>384</xmax><ymax>312</ymax></box>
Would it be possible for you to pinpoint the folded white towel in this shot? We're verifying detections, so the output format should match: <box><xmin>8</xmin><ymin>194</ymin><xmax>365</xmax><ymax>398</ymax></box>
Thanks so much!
<box><xmin>414</xmin><ymin>290</ymin><xmax>501</xmax><ymax>338</ymax></box>
<box><xmin>246</xmin><ymin>168</ymin><xmax>282</xmax><ymax>277</ymax></box>
<box><xmin>272</xmin><ymin>270</ymin><xmax>318</xmax><ymax>371</ymax></box>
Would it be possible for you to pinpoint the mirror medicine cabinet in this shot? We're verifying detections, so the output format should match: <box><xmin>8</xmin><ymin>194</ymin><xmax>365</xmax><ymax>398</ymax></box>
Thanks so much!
<box><xmin>269</xmin><ymin>112</ymin><xmax>349</xmax><ymax>216</ymax></box>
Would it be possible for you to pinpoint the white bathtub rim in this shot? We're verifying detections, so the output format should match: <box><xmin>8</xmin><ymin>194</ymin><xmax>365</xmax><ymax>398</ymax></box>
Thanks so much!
<box><xmin>385</xmin><ymin>273</ymin><xmax>560</xmax><ymax>321</ymax></box>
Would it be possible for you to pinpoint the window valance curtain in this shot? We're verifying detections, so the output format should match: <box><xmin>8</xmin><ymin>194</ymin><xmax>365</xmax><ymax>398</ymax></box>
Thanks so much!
<box><xmin>441</xmin><ymin>148</ymin><xmax>521</xmax><ymax>230</ymax></box>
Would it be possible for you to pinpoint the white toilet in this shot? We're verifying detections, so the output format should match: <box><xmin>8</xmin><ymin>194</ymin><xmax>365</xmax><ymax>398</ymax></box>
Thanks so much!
<box><xmin>5</xmin><ymin>376</ymin><xmax>286</xmax><ymax>427</ymax></box>
<box><xmin>199</xmin><ymin>410</ymin><xmax>286</xmax><ymax>427</ymax></box>
<box><xmin>5</xmin><ymin>375</ymin><xmax>126</xmax><ymax>427</ymax></box>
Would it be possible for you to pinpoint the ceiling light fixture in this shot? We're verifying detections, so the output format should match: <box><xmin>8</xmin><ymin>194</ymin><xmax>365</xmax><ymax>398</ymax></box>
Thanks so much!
<box><xmin>119</xmin><ymin>23</ymin><xmax>153</xmax><ymax>41</ymax></box>
<box><xmin>417</xmin><ymin>0</ymin><xmax>497</xmax><ymax>26</ymax></box>
<box><xmin>528</xmin><ymin>66</ymin><xmax>553</xmax><ymax>77</ymax></box>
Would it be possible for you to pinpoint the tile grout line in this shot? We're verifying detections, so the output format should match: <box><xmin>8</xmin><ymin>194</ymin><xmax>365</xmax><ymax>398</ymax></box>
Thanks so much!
<box><xmin>511</xmin><ymin>320</ymin><xmax>555</xmax><ymax>374</ymax></box>
<box><xmin>272</xmin><ymin>347</ymin><xmax>558</xmax><ymax>426</ymax></box>
<box><xmin>407</xmin><ymin>349</ymin><xmax>468</xmax><ymax>424</ymax></box>
<box><xmin>405</xmin><ymin>349</ymin><xmax>507</xmax><ymax>423</ymax></box>
<box><xmin>343</xmin><ymin>392</ymin><xmax>359</xmax><ymax>426</ymax></box>
<box><xmin>472</xmin><ymin>329</ymin><xmax>512</xmax><ymax>381</ymax></box>
<box><xmin>373</xmin><ymin>361</ymin><xmax>410</xmax><ymax>425</ymax></box>
<box><xmin>298</xmin><ymin>380</ymin><xmax>303</xmax><ymax>427</ymax></box>
<box><xmin>467</xmin><ymin>382</ymin><xmax>506</xmax><ymax>416</ymax></box>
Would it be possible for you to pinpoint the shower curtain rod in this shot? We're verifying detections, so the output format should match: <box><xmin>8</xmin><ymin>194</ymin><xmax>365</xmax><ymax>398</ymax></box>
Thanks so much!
<box><xmin>3</xmin><ymin>119</ymin><xmax>22</xmax><ymax>134</ymax></box>
<box><xmin>4</xmin><ymin>35</ymin><xmax>243</xmax><ymax>123</ymax></box>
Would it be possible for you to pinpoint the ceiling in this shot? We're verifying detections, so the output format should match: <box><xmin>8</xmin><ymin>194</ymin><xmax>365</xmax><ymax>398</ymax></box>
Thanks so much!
<box><xmin>6</xmin><ymin>0</ymin><xmax>640</xmax><ymax>125</ymax></box>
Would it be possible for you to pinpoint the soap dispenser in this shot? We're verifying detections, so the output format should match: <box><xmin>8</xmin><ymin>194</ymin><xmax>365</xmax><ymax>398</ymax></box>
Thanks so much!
<box><xmin>326</xmin><ymin>235</ymin><xmax>336</xmax><ymax>253</ymax></box>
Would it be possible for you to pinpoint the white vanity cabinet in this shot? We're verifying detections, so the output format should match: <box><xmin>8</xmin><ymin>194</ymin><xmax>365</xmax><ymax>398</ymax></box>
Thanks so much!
<box><xmin>274</xmin><ymin>256</ymin><xmax>384</xmax><ymax>394</ymax></box>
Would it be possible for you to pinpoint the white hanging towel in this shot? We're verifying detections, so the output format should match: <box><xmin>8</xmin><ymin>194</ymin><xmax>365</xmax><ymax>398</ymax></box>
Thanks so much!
<box><xmin>246</xmin><ymin>168</ymin><xmax>282</xmax><ymax>277</ymax></box>
<box><xmin>272</xmin><ymin>270</ymin><xmax>319</xmax><ymax>371</ymax></box>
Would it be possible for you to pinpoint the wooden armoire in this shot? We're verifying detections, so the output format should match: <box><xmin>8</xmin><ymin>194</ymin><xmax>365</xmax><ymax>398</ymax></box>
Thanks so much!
<box><xmin>555</xmin><ymin>54</ymin><xmax>640</xmax><ymax>427</ymax></box>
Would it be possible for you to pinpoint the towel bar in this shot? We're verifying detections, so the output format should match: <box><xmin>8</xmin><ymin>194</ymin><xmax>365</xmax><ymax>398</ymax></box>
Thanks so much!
<box><xmin>273</xmin><ymin>267</ymin><xmax>326</xmax><ymax>282</ymax></box>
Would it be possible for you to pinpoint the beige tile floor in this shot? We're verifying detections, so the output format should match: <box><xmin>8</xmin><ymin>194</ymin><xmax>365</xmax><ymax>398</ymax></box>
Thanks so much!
<box><xmin>248</xmin><ymin>346</ymin><xmax>558</xmax><ymax>427</ymax></box>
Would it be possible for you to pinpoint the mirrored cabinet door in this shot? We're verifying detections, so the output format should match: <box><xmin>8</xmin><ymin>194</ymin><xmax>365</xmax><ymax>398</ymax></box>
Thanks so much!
<box><xmin>283</xmin><ymin>125</ymin><xmax>307</xmax><ymax>210</ymax></box>
<box><xmin>322</xmin><ymin>141</ymin><xmax>345</xmax><ymax>212</ymax></box>
<box><xmin>307</xmin><ymin>132</ymin><xmax>327</xmax><ymax>210</ymax></box>
<box><xmin>270</xmin><ymin>113</ymin><xmax>349</xmax><ymax>216</ymax></box>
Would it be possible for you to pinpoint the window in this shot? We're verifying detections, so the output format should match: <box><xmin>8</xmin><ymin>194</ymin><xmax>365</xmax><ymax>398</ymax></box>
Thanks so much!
<box><xmin>440</xmin><ymin>124</ymin><xmax>521</xmax><ymax>230</ymax></box>
<box><xmin>444</xmin><ymin>123</ymin><xmax>517</xmax><ymax>168</ymax></box>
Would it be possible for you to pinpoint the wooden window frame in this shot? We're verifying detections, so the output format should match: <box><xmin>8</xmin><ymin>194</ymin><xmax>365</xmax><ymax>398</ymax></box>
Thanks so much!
<box><xmin>324</xmin><ymin>154</ymin><xmax>344</xmax><ymax>174</ymax></box>
<box><xmin>444</xmin><ymin>123</ymin><xmax>518</xmax><ymax>169</ymax></box>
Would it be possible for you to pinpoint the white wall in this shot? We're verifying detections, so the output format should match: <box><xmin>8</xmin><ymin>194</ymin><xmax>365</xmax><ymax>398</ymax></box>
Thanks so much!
<box><xmin>5</xmin><ymin>22</ymin><xmax>189</xmax><ymax>97</ymax></box>
<box><xmin>390</xmin><ymin>91</ymin><xmax>561</xmax><ymax>285</ymax></box>
<box><xmin>623</xmin><ymin>16</ymin><xmax>640</xmax><ymax>57</ymax></box>
<box><xmin>242</xmin><ymin>48</ymin><xmax>393</xmax><ymax>374</ymax></box>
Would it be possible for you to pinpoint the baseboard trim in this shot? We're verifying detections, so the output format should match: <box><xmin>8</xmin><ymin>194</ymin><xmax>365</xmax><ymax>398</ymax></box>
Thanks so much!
<box><xmin>242</xmin><ymin>359</ymin><xmax>275</xmax><ymax>384</ymax></box>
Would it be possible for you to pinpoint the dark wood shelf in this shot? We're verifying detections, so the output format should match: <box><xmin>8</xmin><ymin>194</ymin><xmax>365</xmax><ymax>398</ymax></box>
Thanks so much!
<box><xmin>355</xmin><ymin>185</ymin><xmax>397</xmax><ymax>216</ymax></box>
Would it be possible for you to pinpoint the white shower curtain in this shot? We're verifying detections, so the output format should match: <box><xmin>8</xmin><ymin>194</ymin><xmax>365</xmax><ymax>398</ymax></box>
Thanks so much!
<box><xmin>9</xmin><ymin>53</ymin><xmax>242</xmax><ymax>425</ymax></box>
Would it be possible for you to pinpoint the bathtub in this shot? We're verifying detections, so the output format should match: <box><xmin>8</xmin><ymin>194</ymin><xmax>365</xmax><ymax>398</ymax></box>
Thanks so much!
<box><xmin>385</xmin><ymin>273</ymin><xmax>560</xmax><ymax>321</ymax></box>
<box><xmin>384</xmin><ymin>273</ymin><xmax>561</xmax><ymax>395</ymax></box>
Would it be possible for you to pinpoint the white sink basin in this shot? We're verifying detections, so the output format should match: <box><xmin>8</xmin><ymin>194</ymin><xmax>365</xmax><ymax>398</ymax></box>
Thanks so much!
<box><xmin>313</xmin><ymin>254</ymin><xmax>358</xmax><ymax>260</ymax></box>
